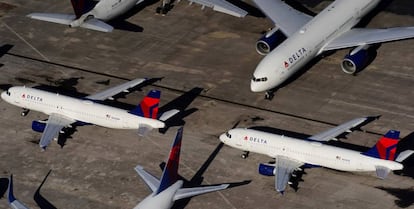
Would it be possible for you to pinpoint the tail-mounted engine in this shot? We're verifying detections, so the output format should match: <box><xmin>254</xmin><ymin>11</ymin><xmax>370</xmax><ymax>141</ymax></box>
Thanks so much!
<box><xmin>256</xmin><ymin>27</ymin><xmax>286</xmax><ymax>55</ymax></box>
<box><xmin>258</xmin><ymin>163</ymin><xmax>276</xmax><ymax>176</ymax></box>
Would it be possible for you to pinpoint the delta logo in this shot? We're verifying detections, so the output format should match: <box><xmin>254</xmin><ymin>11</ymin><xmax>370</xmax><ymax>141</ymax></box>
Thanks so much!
<box><xmin>244</xmin><ymin>136</ymin><xmax>267</xmax><ymax>144</ymax></box>
<box><xmin>22</xmin><ymin>94</ymin><xmax>43</xmax><ymax>102</ymax></box>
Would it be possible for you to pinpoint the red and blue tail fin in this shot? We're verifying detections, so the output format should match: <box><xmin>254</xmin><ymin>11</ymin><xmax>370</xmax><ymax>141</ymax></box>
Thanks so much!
<box><xmin>70</xmin><ymin>0</ymin><xmax>95</xmax><ymax>18</ymax></box>
<box><xmin>156</xmin><ymin>127</ymin><xmax>183</xmax><ymax>194</ymax></box>
<box><xmin>362</xmin><ymin>130</ymin><xmax>399</xmax><ymax>161</ymax></box>
<box><xmin>129</xmin><ymin>90</ymin><xmax>160</xmax><ymax>119</ymax></box>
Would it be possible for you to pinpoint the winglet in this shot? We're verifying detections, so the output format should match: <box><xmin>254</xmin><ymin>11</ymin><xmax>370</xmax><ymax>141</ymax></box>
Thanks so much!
<box><xmin>7</xmin><ymin>175</ymin><xmax>16</xmax><ymax>203</ymax></box>
<box><xmin>156</xmin><ymin>127</ymin><xmax>183</xmax><ymax>194</ymax></box>
<box><xmin>129</xmin><ymin>90</ymin><xmax>161</xmax><ymax>119</ymax></box>
<box><xmin>362</xmin><ymin>130</ymin><xmax>399</xmax><ymax>160</ymax></box>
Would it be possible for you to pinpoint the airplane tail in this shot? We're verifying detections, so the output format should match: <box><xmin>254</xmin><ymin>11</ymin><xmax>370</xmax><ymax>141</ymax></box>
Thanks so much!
<box><xmin>70</xmin><ymin>0</ymin><xmax>95</xmax><ymax>18</ymax></box>
<box><xmin>156</xmin><ymin>127</ymin><xmax>183</xmax><ymax>194</ymax></box>
<box><xmin>362</xmin><ymin>130</ymin><xmax>400</xmax><ymax>161</ymax></box>
<box><xmin>129</xmin><ymin>90</ymin><xmax>161</xmax><ymax>119</ymax></box>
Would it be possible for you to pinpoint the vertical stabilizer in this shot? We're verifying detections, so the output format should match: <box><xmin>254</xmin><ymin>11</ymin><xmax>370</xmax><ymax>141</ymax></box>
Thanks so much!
<box><xmin>70</xmin><ymin>0</ymin><xmax>95</xmax><ymax>18</ymax></box>
<box><xmin>362</xmin><ymin>130</ymin><xmax>399</xmax><ymax>160</ymax></box>
<box><xmin>156</xmin><ymin>127</ymin><xmax>183</xmax><ymax>194</ymax></box>
<box><xmin>129</xmin><ymin>90</ymin><xmax>161</xmax><ymax>119</ymax></box>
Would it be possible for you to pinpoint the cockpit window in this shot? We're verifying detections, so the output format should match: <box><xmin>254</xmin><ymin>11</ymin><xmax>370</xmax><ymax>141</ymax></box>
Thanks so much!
<box><xmin>225</xmin><ymin>132</ymin><xmax>232</xmax><ymax>138</ymax></box>
<box><xmin>6</xmin><ymin>91</ymin><xmax>10</xmax><ymax>96</ymax></box>
<box><xmin>252</xmin><ymin>76</ymin><xmax>268</xmax><ymax>82</ymax></box>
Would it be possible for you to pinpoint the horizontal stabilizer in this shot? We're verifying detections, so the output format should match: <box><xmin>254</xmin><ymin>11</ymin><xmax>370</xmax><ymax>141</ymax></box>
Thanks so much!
<box><xmin>158</xmin><ymin>109</ymin><xmax>180</xmax><ymax>121</ymax></box>
<box><xmin>173</xmin><ymin>184</ymin><xmax>229</xmax><ymax>201</ymax></box>
<box><xmin>134</xmin><ymin>165</ymin><xmax>160</xmax><ymax>193</ymax></box>
<box><xmin>80</xmin><ymin>18</ymin><xmax>113</xmax><ymax>33</ymax></box>
<box><xmin>395</xmin><ymin>150</ymin><xmax>414</xmax><ymax>163</ymax></box>
<box><xmin>375</xmin><ymin>165</ymin><xmax>391</xmax><ymax>179</ymax></box>
<box><xmin>27</xmin><ymin>13</ymin><xmax>76</xmax><ymax>25</ymax></box>
<box><xmin>138</xmin><ymin>124</ymin><xmax>153</xmax><ymax>136</ymax></box>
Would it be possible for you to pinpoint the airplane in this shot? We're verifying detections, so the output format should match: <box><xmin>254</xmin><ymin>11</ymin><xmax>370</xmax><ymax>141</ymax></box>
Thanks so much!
<box><xmin>219</xmin><ymin>117</ymin><xmax>414</xmax><ymax>194</ymax></box>
<box><xmin>250</xmin><ymin>0</ymin><xmax>414</xmax><ymax>99</ymax></box>
<box><xmin>6</xmin><ymin>175</ymin><xmax>30</xmax><ymax>209</ymax></box>
<box><xmin>26</xmin><ymin>0</ymin><xmax>247</xmax><ymax>33</ymax></box>
<box><xmin>1</xmin><ymin>78</ymin><xmax>177</xmax><ymax>150</ymax></box>
<box><xmin>134</xmin><ymin>127</ymin><xmax>230</xmax><ymax>209</ymax></box>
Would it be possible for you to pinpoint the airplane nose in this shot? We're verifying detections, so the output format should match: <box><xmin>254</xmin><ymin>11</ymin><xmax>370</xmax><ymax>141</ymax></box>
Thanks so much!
<box><xmin>1</xmin><ymin>91</ymin><xmax>6</xmax><ymax>100</ymax></box>
<box><xmin>219</xmin><ymin>133</ymin><xmax>226</xmax><ymax>143</ymax></box>
<box><xmin>250</xmin><ymin>80</ymin><xmax>267</xmax><ymax>92</ymax></box>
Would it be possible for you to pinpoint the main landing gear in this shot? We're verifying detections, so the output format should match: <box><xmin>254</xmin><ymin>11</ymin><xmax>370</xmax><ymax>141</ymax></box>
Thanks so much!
<box><xmin>156</xmin><ymin>0</ymin><xmax>173</xmax><ymax>15</ymax></box>
<box><xmin>241</xmin><ymin>151</ymin><xmax>250</xmax><ymax>159</ymax></box>
<box><xmin>21</xmin><ymin>109</ymin><xmax>29</xmax><ymax>116</ymax></box>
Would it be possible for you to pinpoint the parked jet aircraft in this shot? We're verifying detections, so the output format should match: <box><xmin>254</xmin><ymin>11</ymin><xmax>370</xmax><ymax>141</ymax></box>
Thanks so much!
<box><xmin>7</xmin><ymin>175</ymin><xmax>30</xmax><ymax>209</ymax></box>
<box><xmin>1</xmin><ymin>78</ymin><xmax>176</xmax><ymax>149</ymax></box>
<box><xmin>134</xmin><ymin>127</ymin><xmax>230</xmax><ymax>209</ymax></box>
<box><xmin>250</xmin><ymin>0</ymin><xmax>414</xmax><ymax>99</ymax></box>
<box><xmin>27</xmin><ymin>0</ymin><xmax>247</xmax><ymax>32</ymax></box>
<box><xmin>220</xmin><ymin>117</ymin><xmax>414</xmax><ymax>194</ymax></box>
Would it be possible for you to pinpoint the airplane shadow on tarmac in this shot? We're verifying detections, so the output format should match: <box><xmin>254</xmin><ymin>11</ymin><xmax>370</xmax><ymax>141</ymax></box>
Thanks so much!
<box><xmin>34</xmin><ymin>170</ymin><xmax>57</xmax><ymax>209</ymax></box>
<box><xmin>0</xmin><ymin>178</ymin><xmax>8</xmax><ymax>199</ymax></box>
<box><xmin>0</xmin><ymin>44</ymin><xmax>13</xmax><ymax>68</ymax></box>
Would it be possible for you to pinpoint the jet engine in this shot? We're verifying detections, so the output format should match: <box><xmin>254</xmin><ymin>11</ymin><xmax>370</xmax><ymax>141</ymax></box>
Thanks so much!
<box><xmin>258</xmin><ymin>163</ymin><xmax>276</xmax><ymax>176</ymax></box>
<box><xmin>256</xmin><ymin>27</ymin><xmax>286</xmax><ymax>55</ymax></box>
<box><xmin>341</xmin><ymin>45</ymin><xmax>371</xmax><ymax>74</ymax></box>
<box><xmin>32</xmin><ymin>120</ymin><xmax>47</xmax><ymax>133</ymax></box>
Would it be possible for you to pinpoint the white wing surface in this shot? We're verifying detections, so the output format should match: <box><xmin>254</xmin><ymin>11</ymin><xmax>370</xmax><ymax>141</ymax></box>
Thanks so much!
<box><xmin>173</xmin><ymin>184</ymin><xmax>229</xmax><ymax>201</ymax></box>
<box><xmin>135</xmin><ymin>165</ymin><xmax>160</xmax><ymax>193</ymax></box>
<box><xmin>274</xmin><ymin>156</ymin><xmax>303</xmax><ymax>193</ymax></box>
<box><xmin>308</xmin><ymin>117</ymin><xmax>368</xmax><ymax>142</ymax></box>
<box><xmin>323</xmin><ymin>27</ymin><xmax>414</xmax><ymax>51</ymax></box>
<box><xmin>27</xmin><ymin>13</ymin><xmax>75</xmax><ymax>25</ymax></box>
<box><xmin>85</xmin><ymin>78</ymin><xmax>146</xmax><ymax>101</ymax></box>
<box><xmin>188</xmin><ymin>0</ymin><xmax>247</xmax><ymax>17</ymax></box>
<box><xmin>252</xmin><ymin>0</ymin><xmax>312</xmax><ymax>36</ymax></box>
<box><xmin>39</xmin><ymin>114</ymin><xmax>74</xmax><ymax>149</ymax></box>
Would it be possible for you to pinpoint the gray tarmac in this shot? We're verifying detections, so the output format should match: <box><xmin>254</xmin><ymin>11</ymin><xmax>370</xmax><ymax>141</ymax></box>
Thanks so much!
<box><xmin>0</xmin><ymin>0</ymin><xmax>413</xmax><ymax>208</ymax></box>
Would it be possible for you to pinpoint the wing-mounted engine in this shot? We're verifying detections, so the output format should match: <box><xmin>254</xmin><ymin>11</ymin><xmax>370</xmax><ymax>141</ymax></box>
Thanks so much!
<box><xmin>32</xmin><ymin>120</ymin><xmax>47</xmax><ymax>133</ymax></box>
<box><xmin>341</xmin><ymin>44</ymin><xmax>377</xmax><ymax>74</ymax></box>
<box><xmin>256</xmin><ymin>27</ymin><xmax>286</xmax><ymax>55</ymax></box>
<box><xmin>258</xmin><ymin>163</ymin><xmax>276</xmax><ymax>176</ymax></box>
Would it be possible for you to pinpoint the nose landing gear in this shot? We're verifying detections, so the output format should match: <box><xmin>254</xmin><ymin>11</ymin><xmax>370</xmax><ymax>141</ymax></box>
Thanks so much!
<box><xmin>21</xmin><ymin>109</ymin><xmax>29</xmax><ymax>116</ymax></box>
<box><xmin>241</xmin><ymin>151</ymin><xmax>250</xmax><ymax>159</ymax></box>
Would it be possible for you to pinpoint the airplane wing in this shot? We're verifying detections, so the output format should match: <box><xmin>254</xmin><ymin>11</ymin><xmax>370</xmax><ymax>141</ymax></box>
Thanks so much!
<box><xmin>39</xmin><ymin>114</ymin><xmax>74</xmax><ymax>149</ymax></box>
<box><xmin>188</xmin><ymin>0</ymin><xmax>247</xmax><ymax>17</ymax></box>
<box><xmin>134</xmin><ymin>165</ymin><xmax>160</xmax><ymax>193</ymax></box>
<box><xmin>173</xmin><ymin>184</ymin><xmax>229</xmax><ymax>201</ymax></box>
<box><xmin>307</xmin><ymin>117</ymin><xmax>369</xmax><ymax>142</ymax></box>
<box><xmin>7</xmin><ymin>175</ymin><xmax>31</xmax><ymax>209</ymax></box>
<box><xmin>85</xmin><ymin>78</ymin><xmax>146</xmax><ymax>101</ymax></box>
<box><xmin>322</xmin><ymin>27</ymin><xmax>414</xmax><ymax>51</ymax></box>
<box><xmin>81</xmin><ymin>18</ymin><xmax>114</xmax><ymax>33</ymax></box>
<box><xmin>274</xmin><ymin>156</ymin><xmax>303</xmax><ymax>193</ymax></box>
<box><xmin>252</xmin><ymin>0</ymin><xmax>312</xmax><ymax>36</ymax></box>
<box><xmin>27</xmin><ymin>13</ymin><xmax>75</xmax><ymax>25</ymax></box>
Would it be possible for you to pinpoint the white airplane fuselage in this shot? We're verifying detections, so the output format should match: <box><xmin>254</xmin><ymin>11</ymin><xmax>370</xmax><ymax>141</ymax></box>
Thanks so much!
<box><xmin>220</xmin><ymin>128</ymin><xmax>402</xmax><ymax>172</ymax></box>
<box><xmin>1</xmin><ymin>86</ymin><xmax>164</xmax><ymax>129</ymax></box>
<box><xmin>134</xmin><ymin>181</ymin><xmax>183</xmax><ymax>209</ymax></box>
<box><xmin>90</xmin><ymin>0</ymin><xmax>140</xmax><ymax>21</ymax></box>
<box><xmin>251</xmin><ymin>0</ymin><xmax>381</xmax><ymax>92</ymax></box>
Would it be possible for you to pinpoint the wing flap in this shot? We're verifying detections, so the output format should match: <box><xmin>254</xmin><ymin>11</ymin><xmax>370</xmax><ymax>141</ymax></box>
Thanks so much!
<box><xmin>86</xmin><ymin>78</ymin><xmax>146</xmax><ymax>101</ymax></box>
<box><xmin>173</xmin><ymin>184</ymin><xmax>229</xmax><ymax>201</ymax></box>
<box><xmin>134</xmin><ymin>165</ymin><xmax>160</xmax><ymax>193</ymax></box>
<box><xmin>308</xmin><ymin>117</ymin><xmax>368</xmax><ymax>142</ymax></box>
<box><xmin>27</xmin><ymin>13</ymin><xmax>75</xmax><ymax>25</ymax></box>
<box><xmin>39</xmin><ymin>114</ymin><xmax>74</xmax><ymax>149</ymax></box>
<box><xmin>252</xmin><ymin>0</ymin><xmax>312</xmax><ymax>36</ymax></box>
<box><xmin>275</xmin><ymin>156</ymin><xmax>303</xmax><ymax>193</ymax></box>
<box><xmin>323</xmin><ymin>27</ymin><xmax>414</xmax><ymax>51</ymax></box>
<box><xmin>188</xmin><ymin>0</ymin><xmax>247</xmax><ymax>17</ymax></box>
<box><xmin>80</xmin><ymin>18</ymin><xmax>114</xmax><ymax>33</ymax></box>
